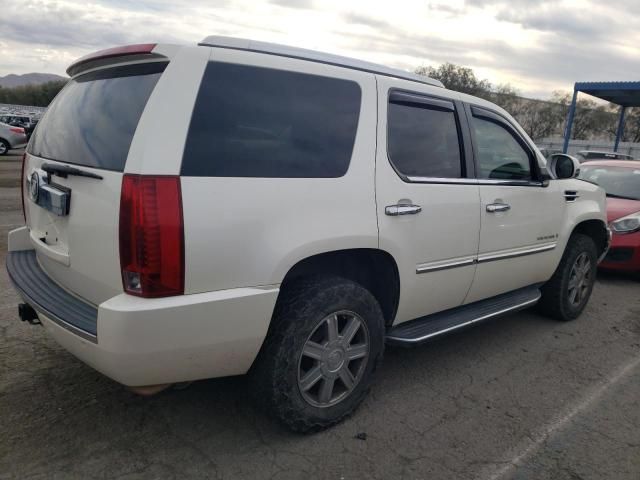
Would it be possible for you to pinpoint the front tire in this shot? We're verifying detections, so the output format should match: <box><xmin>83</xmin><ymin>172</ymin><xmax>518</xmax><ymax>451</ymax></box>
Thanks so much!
<box><xmin>538</xmin><ymin>233</ymin><xmax>598</xmax><ymax>321</ymax></box>
<box><xmin>251</xmin><ymin>275</ymin><xmax>385</xmax><ymax>432</ymax></box>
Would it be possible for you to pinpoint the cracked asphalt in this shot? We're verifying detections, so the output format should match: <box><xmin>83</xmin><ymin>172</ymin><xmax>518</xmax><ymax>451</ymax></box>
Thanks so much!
<box><xmin>1</xmin><ymin>151</ymin><xmax>639</xmax><ymax>479</ymax></box>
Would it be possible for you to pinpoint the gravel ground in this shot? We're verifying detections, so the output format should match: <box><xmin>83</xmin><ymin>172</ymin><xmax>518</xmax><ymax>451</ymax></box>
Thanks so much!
<box><xmin>1</xmin><ymin>151</ymin><xmax>639</xmax><ymax>479</ymax></box>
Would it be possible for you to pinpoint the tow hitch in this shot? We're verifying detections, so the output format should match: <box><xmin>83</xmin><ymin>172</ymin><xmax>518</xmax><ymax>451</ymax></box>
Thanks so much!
<box><xmin>18</xmin><ymin>303</ymin><xmax>41</xmax><ymax>325</ymax></box>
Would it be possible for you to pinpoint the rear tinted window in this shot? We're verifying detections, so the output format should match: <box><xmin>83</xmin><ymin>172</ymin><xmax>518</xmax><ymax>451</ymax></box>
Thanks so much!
<box><xmin>181</xmin><ymin>62</ymin><xmax>361</xmax><ymax>177</ymax></box>
<box><xmin>29</xmin><ymin>63</ymin><xmax>165</xmax><ymax>171</ymax></box>
<box><xmin>387</xmin><ymin>99</ymin><xmax>463</xmax><ymax>178</ymax></box>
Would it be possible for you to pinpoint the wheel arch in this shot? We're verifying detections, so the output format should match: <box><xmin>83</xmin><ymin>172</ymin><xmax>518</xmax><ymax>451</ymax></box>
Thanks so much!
<box><xmin>570</xmin><ymin>219</ymin><xmax>610</xmax><ymax>259</ymax></box>
<box><xmin>278</xmin><ymin>248</ymin><xmax>401</xmax><ymax>327</ymax></box>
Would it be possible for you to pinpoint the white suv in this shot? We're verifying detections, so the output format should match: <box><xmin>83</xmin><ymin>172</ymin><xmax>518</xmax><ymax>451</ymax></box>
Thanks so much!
<box><xmin>7</xmin><ymin>38</ymin><xmax>609</xmax><ymax>432</ymax></box>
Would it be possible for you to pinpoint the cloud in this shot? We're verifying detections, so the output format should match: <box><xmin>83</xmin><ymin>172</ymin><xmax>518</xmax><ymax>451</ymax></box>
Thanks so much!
<box><xmin>496</xmin><ymin>5</ymin><xmax>624</xmax><ymax>39</ymax></box>
<box><xmin>269</xmin><ymin>0</ymin><xmax>314</xmax><ymax>9</ymax></box>
<box><xmin>343</xmin><ymin>13</ymin><xmax>390</xmax><ymax>30</ymax></box>
<box><xmin>0</xmin><ymin>1</ymin><xmax>184</xmax><ymax>49</ymax></box>
<box><xmin>0</xmin><ymin>0</ymin><xmax>639</xmax><ymax>100</ymax></box>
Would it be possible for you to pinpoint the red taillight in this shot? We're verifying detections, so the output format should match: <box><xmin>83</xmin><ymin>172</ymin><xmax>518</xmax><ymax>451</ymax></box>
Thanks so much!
<box><xmin>10</xmin><ymin>127</ymin><xmax>25</xmax><ymax>134</ymax></box>
<box><xmin>20</xmin><ymin>153</ymin><xmax>26</xmax><ymax>222</ymax></box>
<box><xmin>119</xmin><ymin>174</ymin><xmax>184</xmax><ymax>298</ymax></box>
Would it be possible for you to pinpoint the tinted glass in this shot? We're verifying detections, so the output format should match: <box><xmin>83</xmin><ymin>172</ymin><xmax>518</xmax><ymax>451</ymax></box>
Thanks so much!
<box><xmin>578</xmin><ymin>165</ymin><xmax>640</xmax><ymax>200</ymax></box>
<box><xmin>387</xmin><ymin>101</ymin><xmax>462</xmax><ymax>178</ymax></box>
<box><xmin>29</xmin><ymin>63</ymin><xmax>165</xmax><ymax>171</ymax></box>
<box><xmin>182</xmin><ymin>62</ymin><xmax>361</xmax><ymax>178</ymax></box>
<box><xmin>472</xmin><ymin>116</ymin><xmax>531</xmax><ymax>180</ymax></box>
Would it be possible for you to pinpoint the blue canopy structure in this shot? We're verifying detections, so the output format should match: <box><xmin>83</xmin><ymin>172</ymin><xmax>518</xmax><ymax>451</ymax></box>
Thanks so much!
<box><xmin>563</xmin><ymin>81</ymin><xmax>640</xmax><ymax>153</ymax></box>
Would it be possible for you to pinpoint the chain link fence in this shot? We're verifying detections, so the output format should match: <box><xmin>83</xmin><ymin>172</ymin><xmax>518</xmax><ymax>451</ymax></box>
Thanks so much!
<box><xmin>536</xmin><ymin>137</ymin><xmax>640</xmax><ymax>159</ymax></box>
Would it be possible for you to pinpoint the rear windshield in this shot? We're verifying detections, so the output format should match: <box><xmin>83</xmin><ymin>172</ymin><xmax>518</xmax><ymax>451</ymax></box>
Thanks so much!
<box><xmin>181</xmin><ymin>62</ymin><xmax>361</xmax><ymax>178</ymax></box>
<box><xmin>29</xmin><ymin>62</ymin><xmax>166</xmax><ymax>172</ymax></box>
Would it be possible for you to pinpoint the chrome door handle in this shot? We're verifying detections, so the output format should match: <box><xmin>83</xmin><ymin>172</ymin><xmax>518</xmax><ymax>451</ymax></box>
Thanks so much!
<box><xmin>385</xmin><ymin>204</ymin><xmax>422</xmax><ymax>216</ymax></box>
<box><xmin>486</xmin><ymin>203</ymin><xmax>511</xmax><ymax>213</ymax></box>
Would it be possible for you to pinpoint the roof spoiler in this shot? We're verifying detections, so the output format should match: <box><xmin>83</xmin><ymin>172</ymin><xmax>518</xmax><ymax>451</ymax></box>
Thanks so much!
<box><xmin>66</xmin><ymin>44</ymin><xmax>165</xmax><ymax>77</ymax></box>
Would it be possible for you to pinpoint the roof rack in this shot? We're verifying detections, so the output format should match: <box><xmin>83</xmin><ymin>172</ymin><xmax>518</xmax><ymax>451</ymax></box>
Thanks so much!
<box><xmin>199</xmin><ymin>36</ymin><xmax>444</xmax><ymax>88</ymax></box>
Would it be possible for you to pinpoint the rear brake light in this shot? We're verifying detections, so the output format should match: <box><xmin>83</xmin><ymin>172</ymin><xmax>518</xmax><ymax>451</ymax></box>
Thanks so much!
<box><xmin>10</xmin><ymin>127</ymin><xmax>24</xmax><ymax>134</ymax></box>
<box><xmin>67</xmin><ymin>43</ymin><xmax>158</xmax><ymax>77</ymax></box>
<box><xmin>20</xmin><ymin>153</ymin><xmax>26</xmax><ymax>222</ymax></box>
<box><xmin>119</xmin><ymin>175</ymin><xmax>184</xmax><ymax>298</ymax></box>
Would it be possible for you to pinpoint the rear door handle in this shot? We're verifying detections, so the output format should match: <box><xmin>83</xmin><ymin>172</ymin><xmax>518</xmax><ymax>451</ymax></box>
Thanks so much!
<box><xmin>385</xmin><ymin>204</ymin><xmax>422</xmax><ymax>216</ymax></box>
<box><xmin>486</xmin><ymin>203</ymin><xmax>511</xmax><ymax>213</ymax></box>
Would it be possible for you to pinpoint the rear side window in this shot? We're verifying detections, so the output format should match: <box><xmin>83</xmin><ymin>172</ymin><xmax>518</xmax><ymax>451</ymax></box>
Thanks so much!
<box><xmin>387</xmin><ymin>95</ymin><xmax>463</xmax><ymax>179</ymax></box>
<box><xmin>29</xmin><ymin>62</ymin><xmax>166</xmax><ymax>172</ymax></box>
<box><xmin>181</xmin><ymin>62</ymin><xmax>361</xmax><ymax>177</ymax></box>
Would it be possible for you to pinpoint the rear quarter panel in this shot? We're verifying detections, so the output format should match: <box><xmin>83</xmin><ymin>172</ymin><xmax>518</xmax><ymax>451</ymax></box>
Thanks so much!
<box><xmin>180</xmin><ymin>48</ymin><xmax>379</xmax><ymax>293</ymax></box>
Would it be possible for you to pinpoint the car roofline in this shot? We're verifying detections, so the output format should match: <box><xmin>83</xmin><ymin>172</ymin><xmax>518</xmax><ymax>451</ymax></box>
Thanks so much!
<box><xmin>198</xmin><ymin>36</ymin><xmax>444</xmax><ymax>88</ymax></box>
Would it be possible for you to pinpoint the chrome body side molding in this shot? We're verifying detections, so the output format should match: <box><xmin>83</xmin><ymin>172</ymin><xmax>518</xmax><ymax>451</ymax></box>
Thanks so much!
<box><xmin>416</xmin><ymin>256</ymin><xmax>476</xmax><ymax>274</ymax></box>
<box><xmin>416</xmin><ymin>243</ymin><xmax>557</xmax><ymax>274</ymax></box>
<box><xmin>476</xmin><ymin>242</ymin><xmax>556</xmax><ymax>263</ymax></box>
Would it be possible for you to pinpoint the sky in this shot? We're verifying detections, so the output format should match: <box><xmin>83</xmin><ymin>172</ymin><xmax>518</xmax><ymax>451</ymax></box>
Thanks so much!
<box><xmin>0</xmin><ymin>0</ymin><xmax>639</xmax><ymax>98</ymax></box>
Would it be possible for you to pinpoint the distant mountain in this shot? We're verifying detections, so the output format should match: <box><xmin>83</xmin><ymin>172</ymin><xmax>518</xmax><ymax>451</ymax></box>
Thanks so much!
<box><xmin>0</xmin><ymin>73</ymin><xmax>67</xmax><ymax>88</ymax></box>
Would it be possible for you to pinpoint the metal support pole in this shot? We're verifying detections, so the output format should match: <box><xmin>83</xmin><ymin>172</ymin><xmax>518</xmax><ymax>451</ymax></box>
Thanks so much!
<box><xmin>563</xmin><ymin>89</ymin><xmax>578</xmax><ymax>154</ymax></box>
<box><xmin>614</xmin><ymin>106</ymin><xmax>627</xmax><ymax>152</ymax></box>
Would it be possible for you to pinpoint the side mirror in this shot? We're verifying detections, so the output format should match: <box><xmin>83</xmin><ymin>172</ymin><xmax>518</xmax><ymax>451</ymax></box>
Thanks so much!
<box><xmin>549</xmin><ymin>154</ymin><xmax>580</xmax><ymax>179</ymax></box>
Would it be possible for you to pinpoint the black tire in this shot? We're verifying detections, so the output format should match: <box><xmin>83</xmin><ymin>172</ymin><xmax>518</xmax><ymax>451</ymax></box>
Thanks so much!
<box><xmin>0</xmin><ymin>139</ymin><xmax>9</xmax><ymax>156</ymax></box>
<box><xmin>250</xmin><ymin>275</ymin><xmax>385</xmax><ymax>433</ymax></box>
<box><xmin>538</xmin><ymin>233</ymin><xmax>598</xmax><ymax>321</ymax></box>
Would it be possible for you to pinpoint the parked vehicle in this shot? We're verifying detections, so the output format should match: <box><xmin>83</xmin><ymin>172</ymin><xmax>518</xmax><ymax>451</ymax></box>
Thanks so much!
<box><xmin>0</xmin><ymin>121</ymin><xmax>28</xmax><ymax>155</ymax></box>
<box><xmin>0</xmin><ymin>114</ymin><xmax>38</xmax><ymax>138</ymax></box>
<box><xmin>579</xmin><ymin>160</ymin><xmax>640</xmax><ymax>273</ymax></box>
<box><xmin>576</xmin><ymin>150</ymin><xmax>635</xmax><ymax>163</ymax></box>
<box><xmin>6</xmin><ymin>39</ymin><xmax>609</xmax><ymax>432</ymax></box>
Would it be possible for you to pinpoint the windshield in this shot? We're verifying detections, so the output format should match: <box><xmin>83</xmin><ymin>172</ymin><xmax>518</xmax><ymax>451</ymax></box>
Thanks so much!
<box><xmin>578</xmin><ymin>165</ymin><xmax>640</xmax><ymax>200</ymax></box>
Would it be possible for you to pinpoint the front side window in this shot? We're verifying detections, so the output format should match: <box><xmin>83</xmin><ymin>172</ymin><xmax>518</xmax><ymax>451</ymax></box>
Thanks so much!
<box><xmin>387</xmin><ymin>98</ymin><xmax>463</xmax><ymax>179</ymax></box>
<box><xmin>472</xmin><ymin>116</ymin><xmax>532</xmax><ymax>181</ymax></box>
<box><xmin>182</xmin><ymin>62</ymin><xmax>362</xmax><ymax>178</ymax></box>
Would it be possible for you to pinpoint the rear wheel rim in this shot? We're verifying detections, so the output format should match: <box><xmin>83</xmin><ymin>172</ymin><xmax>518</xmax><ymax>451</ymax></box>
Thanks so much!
<box><xmin>297</xmin><ymin>310</ymin><xmax>370</xmax><ymax>408</ymax></box>
<box><xmin>568</xmin><ymin>252</ymin><xmax>592</xmax><ymax>307</ymax></box>
<box><xmin>0</xmin><ymin>143</ymin><xmax>7</xmax><ymax>154</ymax></box>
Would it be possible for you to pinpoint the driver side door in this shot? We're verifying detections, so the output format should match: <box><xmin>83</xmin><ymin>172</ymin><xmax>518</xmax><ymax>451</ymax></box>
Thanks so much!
<box><xmin>464</xmin><ymin>105</ymin><xmax>566</xmax><ymax>303</ymax></box>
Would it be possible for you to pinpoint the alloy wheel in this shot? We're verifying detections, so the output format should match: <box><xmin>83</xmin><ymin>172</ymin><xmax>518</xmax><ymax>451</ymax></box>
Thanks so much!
<box><xmin>568</xmin><ymin>252</ymin><xmax>593</xmax><ymax>307</ymax></box>
<box><xmin>297</xmin><ymin>310</ymin><xmax>370</xmax><ymax>408</ymax></box>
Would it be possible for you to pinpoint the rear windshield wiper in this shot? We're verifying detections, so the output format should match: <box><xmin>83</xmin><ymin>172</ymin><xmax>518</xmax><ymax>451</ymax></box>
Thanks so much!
<box><xmin>42</xmin><ymin>163</ymin><xmax>103</xmax><ymax>180</ymax></box>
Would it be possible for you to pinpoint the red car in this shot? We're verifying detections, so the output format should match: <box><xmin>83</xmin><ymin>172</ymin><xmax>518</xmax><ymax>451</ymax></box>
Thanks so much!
<box><xmin>579</xmin><ymin>160</ymin><xmax>640</xmax><ymax>273</ymax></box>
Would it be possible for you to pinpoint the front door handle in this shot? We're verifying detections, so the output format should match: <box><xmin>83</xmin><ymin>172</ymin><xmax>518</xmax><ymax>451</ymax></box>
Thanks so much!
<box><xmin>385</xmin><ymin>204</ymin><xmax>422</xmax><ymax>216</ymax></box>
<box><xmin>486</xmin><ymin>203</ymin><xmax>511</xmax><ymax>213</ymax></box>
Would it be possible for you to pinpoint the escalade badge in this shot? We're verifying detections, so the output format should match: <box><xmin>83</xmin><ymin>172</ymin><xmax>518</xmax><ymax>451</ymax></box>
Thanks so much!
<box><xmin>29</xmin><ymin>172</ymin><xmax>39</xmax><ymax>202</ymax></box>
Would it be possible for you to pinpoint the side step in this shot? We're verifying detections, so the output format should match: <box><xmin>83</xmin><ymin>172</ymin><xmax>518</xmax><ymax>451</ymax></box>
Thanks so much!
<box><xmin>386</xmin><ymin>286</ymin><xmax>541</xmax><ymax>345</ymax></box>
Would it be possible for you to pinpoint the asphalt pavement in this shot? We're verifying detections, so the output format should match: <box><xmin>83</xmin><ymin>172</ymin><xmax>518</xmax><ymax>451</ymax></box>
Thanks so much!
<box><xmin>1</xmin><ymin>151</ymin><xmax>639</xmax><ymax>479</ymax></box>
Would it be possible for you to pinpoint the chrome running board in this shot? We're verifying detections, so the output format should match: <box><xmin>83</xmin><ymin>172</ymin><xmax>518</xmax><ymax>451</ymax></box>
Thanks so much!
<box><xmin>386</xmin><ymin>286</ymin><xmax>541</xmax><ymax>345</ymax></box>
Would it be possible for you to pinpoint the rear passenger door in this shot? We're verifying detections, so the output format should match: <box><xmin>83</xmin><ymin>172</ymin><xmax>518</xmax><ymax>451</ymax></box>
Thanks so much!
<box><xmin>376</xmin><ymin>77</ymin><xmax>481</xmax><ymax>324</ymax></box>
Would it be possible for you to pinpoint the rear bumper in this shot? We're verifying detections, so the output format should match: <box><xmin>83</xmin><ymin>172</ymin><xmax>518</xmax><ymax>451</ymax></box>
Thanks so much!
<box><xmin>6</xmin><ymin>227</ymin><xmax>279</xmax><ymax>386</ymax></box>
<box><xmin>8</xmin><ymin>133</ymin><xmax>27</xmax><ymax>149</ymax></box>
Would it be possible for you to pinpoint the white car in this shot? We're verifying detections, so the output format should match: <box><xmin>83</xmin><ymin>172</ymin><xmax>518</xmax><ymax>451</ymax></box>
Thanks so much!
<box><xmin>7</xmin><ymin>38</ymin><xmax>609</xmax><ymax>432</ymax></box>
<box><xmin>0</xmin><ymin>121</ymin><xmax>27</xmax><ymax>155</ymax></box>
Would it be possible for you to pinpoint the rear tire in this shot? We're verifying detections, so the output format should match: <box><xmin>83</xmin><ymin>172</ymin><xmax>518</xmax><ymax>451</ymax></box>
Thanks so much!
<box><xmin>0</xmin><ymin>139</ymin><xmax>9</xmax><ymax>156</ymax></box>
<box><xmin>250</xmin><ymin>275</ymin><xmax>385</xmax><ymax>433</ymax></box>
<box><xmin>538</xmin><ymin>233</ymin><xmax>598</xmax><ymax>321</ymax></box>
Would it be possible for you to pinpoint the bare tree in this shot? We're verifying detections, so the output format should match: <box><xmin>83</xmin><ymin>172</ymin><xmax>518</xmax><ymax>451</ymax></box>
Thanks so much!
<box><xmin>415</xmin><ymin>63</ymin><xmax>492</xmax><ymax>97</ymax></box>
